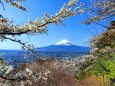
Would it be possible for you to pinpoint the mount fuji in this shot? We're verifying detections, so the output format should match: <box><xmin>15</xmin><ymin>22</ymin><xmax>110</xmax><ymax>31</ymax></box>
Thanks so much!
<box><xmin>37</xmin><ymin>39</ymin><xmax>91</xmax><ymax>54</ymax></box>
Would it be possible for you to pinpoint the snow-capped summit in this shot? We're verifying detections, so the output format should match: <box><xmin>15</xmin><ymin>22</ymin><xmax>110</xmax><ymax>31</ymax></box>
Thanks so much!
<box><xmin>55</xmin><ymin>39</ymin><xmax>73</xmax><ymax>46</ymax></box>
<box><xmin>36</xmin><ymin>39</ymin><xmax>91</xmax><ymax>54</ymax></box>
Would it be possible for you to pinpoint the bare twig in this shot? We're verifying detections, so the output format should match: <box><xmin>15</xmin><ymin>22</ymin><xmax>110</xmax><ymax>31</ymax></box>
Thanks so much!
<box><xmin>0</xmin><ymin>1</ymin><xmax>6</xmax><ymax>11</ymax></box>
<box><xmin>1</xmin><ymin>36</ymin><xmax>40</xmax><ymax>58</ymax></box>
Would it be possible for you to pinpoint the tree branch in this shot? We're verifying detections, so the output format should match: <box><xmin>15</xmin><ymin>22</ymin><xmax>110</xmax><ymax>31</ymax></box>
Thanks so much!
<box><xmin>0</xmin><ymin>74</ymin><xmax>33</xmax><ymax>81</ymax></box>
<box><xmin>1</xmin><ymin>36</ymin><xmax>40</xmax><ymax>58</ymax></box>
<box><xmin>0</xmin><ymin>1</ymin><xmax>6</xmax><ymax>11</ymax></box>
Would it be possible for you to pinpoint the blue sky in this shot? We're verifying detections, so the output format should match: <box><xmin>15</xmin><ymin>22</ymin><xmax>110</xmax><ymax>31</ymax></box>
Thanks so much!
<box><xmin>0</xmin><ymin>0</ymin><xmax>103</xmax><ymax>49</ymax></box>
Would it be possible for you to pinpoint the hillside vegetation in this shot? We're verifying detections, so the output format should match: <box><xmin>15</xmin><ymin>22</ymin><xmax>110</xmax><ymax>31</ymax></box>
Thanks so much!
<box><xmin>75</xmin><ymin>21</ymin><xmax>115</xmax><ymax>86</ymax></box>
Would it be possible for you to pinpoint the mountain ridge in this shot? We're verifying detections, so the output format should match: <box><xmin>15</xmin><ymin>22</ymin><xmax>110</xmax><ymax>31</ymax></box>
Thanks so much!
<box><xmin>37</xmin><ymin>45</ymin><xmax>91</xmax><ymax>54</ymax></box>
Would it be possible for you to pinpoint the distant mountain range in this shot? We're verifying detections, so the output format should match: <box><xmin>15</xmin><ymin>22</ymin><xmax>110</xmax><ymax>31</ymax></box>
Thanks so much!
<box><xmin>0</xmin><ymin>39</ymin><xmax>91</xmax><ymax>58</ymax></box>
<box><xmin>36</xmin><ymin>39</ymin><xmax>91</xmax><ymax>54</ymax></box>
<box><xmin>0</xmin><ymin>39</ymin><xmax>91</xmax><ymax>66</ymax></box>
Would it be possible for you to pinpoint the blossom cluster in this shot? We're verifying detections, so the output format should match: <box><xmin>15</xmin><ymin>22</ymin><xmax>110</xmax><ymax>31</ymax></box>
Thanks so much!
<box><xmin>4</xmin><ymin>0</ymin><xmax>27</xmax><ymax>11</ymax></box>
<box><xmin>85</xmin><ymin>0</ymin><xmax>115</xmax><ymax>25</ymax></box>
<box><xmin>0</xmin><ymin>0</ymin><xmax>85</xmax><ymax>38</ymax></box>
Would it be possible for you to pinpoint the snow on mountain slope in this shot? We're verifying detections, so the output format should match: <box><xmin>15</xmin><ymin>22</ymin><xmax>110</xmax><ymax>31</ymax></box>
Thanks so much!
<box><xmin>55</xmin><ymin>39</ymin><xmax>73</xmax><ymax>46</ymax></box>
